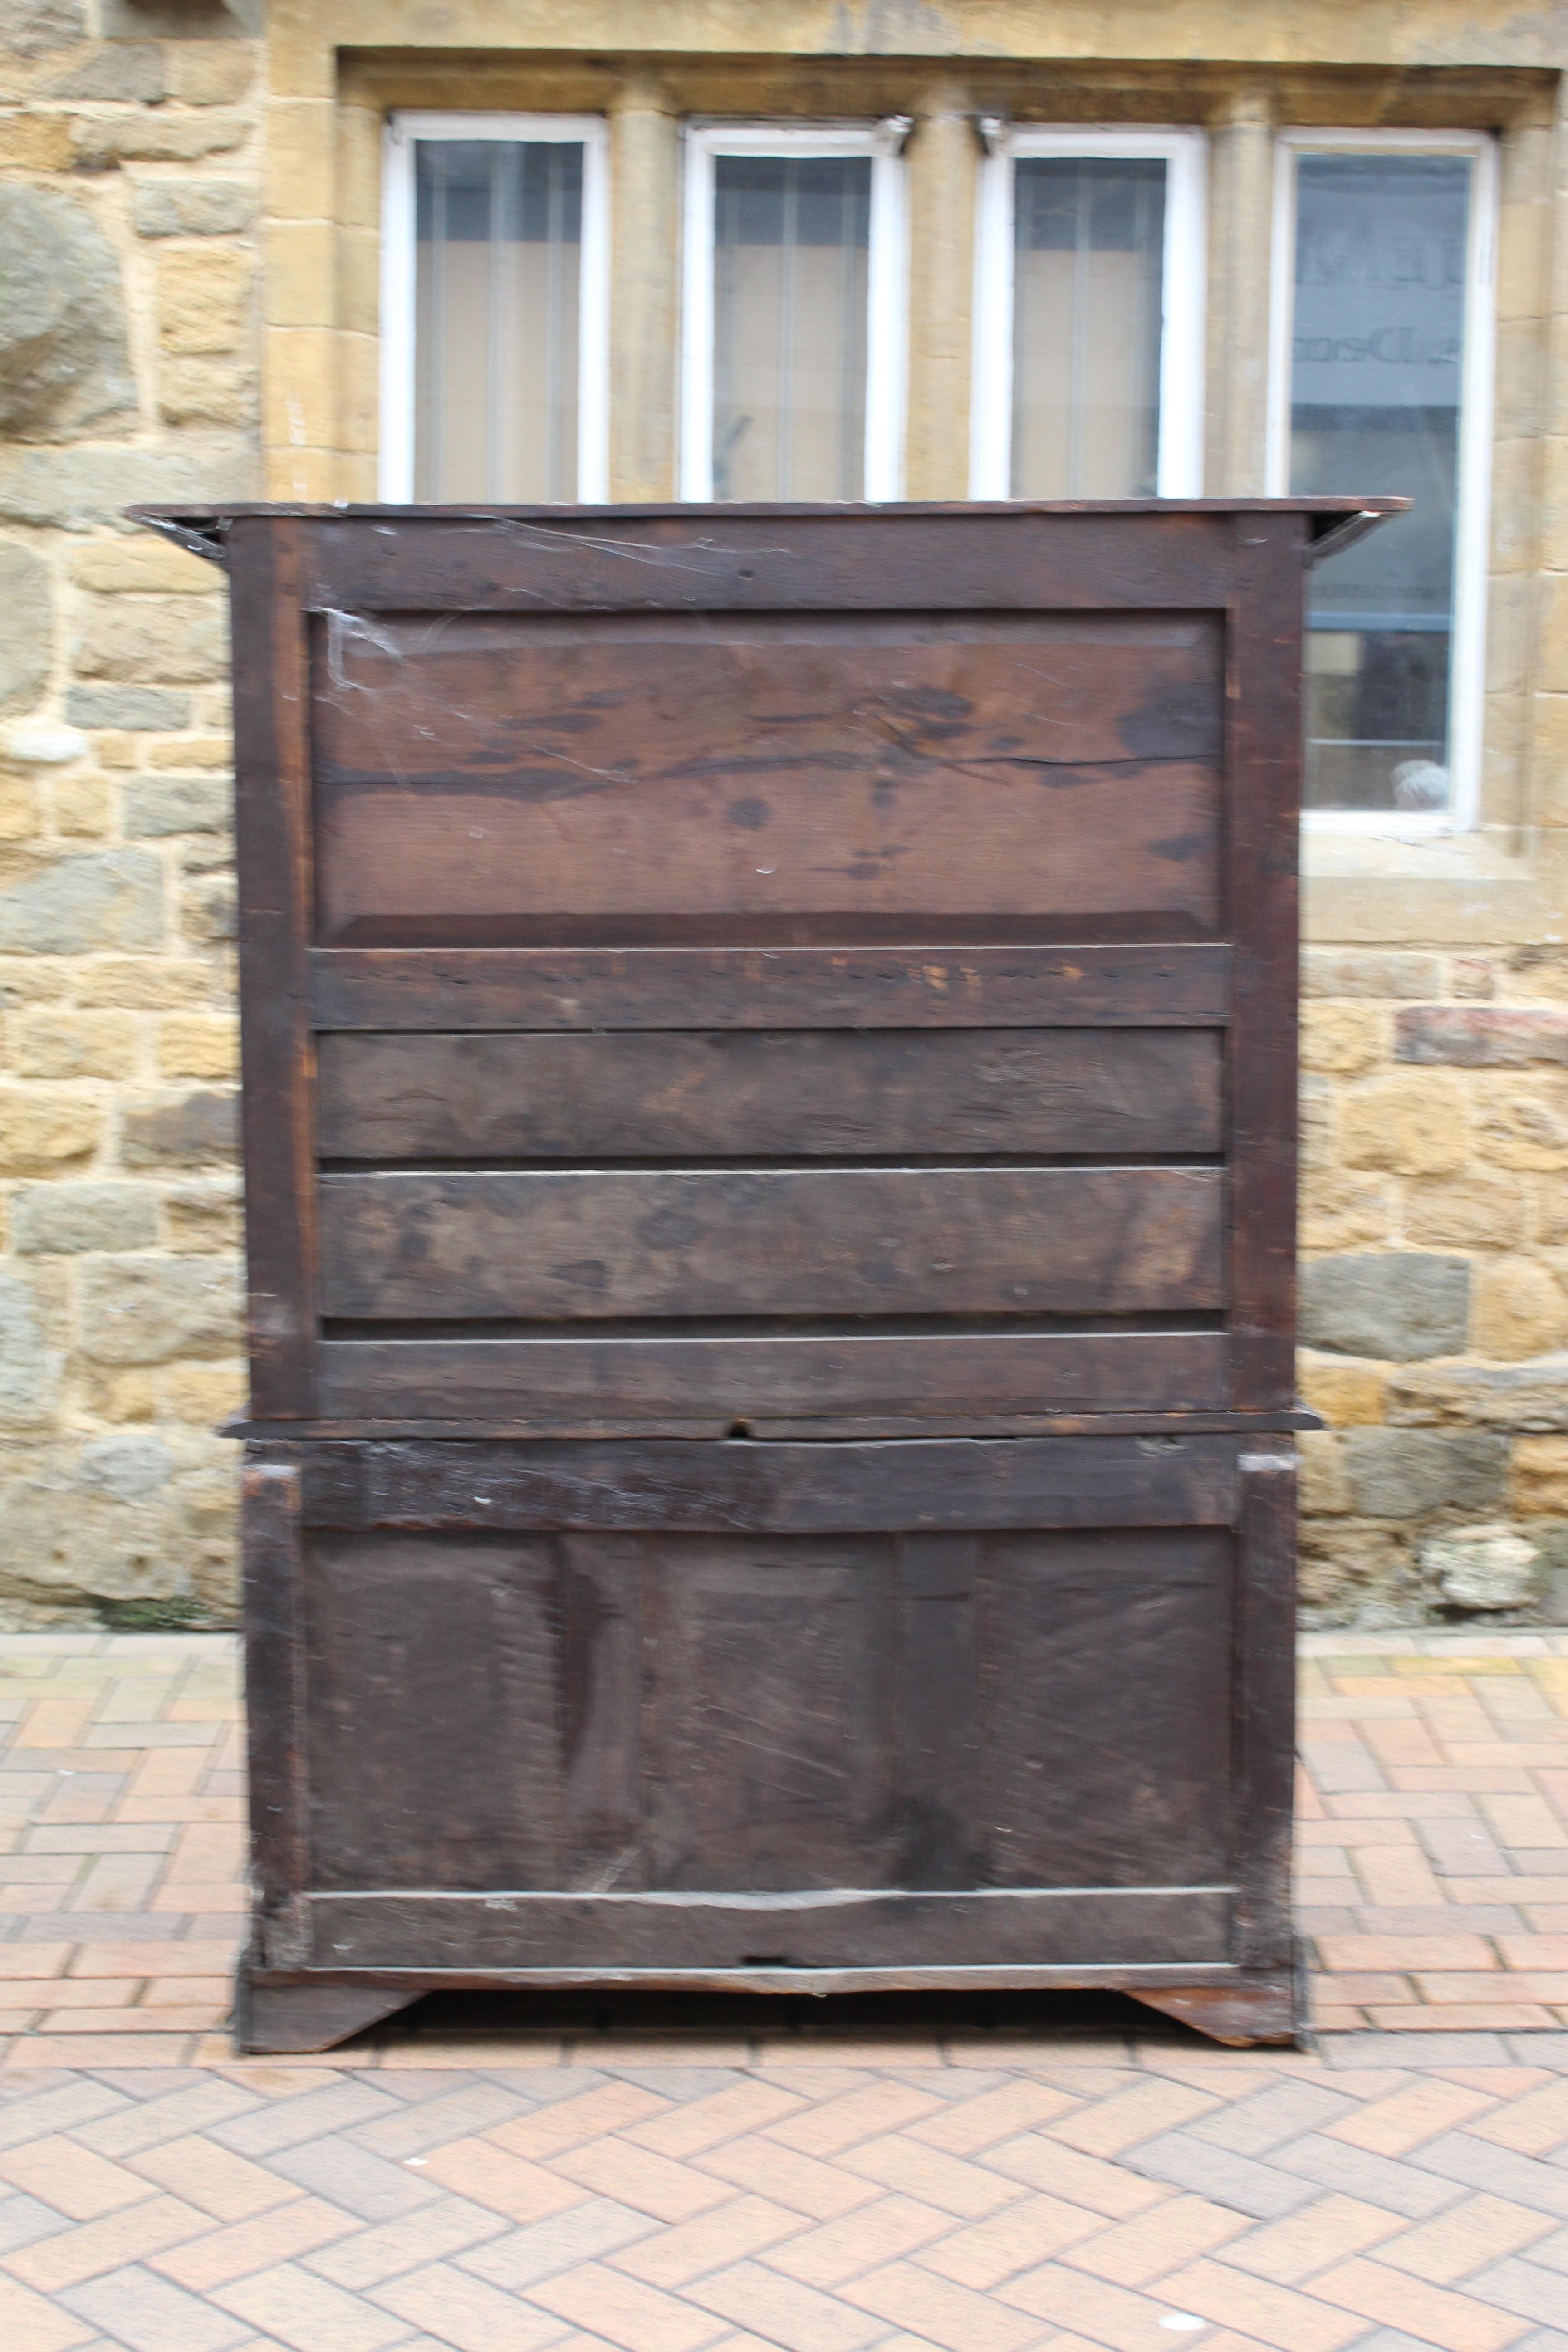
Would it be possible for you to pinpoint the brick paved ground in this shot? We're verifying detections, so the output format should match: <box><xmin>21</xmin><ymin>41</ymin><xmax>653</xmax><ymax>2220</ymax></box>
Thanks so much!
<box><xmin>5</xmin><ymin>1633</ymin><xmax>1568</xmax><ymax>2348</ymax></box>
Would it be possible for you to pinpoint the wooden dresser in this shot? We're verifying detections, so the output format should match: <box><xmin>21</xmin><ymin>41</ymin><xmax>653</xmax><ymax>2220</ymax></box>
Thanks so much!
<box><xmin>138</xmin><ymin>498</ymin><xmax>1394</xmax><ymax>2053</ymax></box>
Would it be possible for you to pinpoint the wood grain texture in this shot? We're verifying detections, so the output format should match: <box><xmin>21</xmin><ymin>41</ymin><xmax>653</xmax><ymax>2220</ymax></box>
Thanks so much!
<box><xmin>312</xmin><ymin>613</ymin><xmax>1221</xmax><ymax>946</ymax></box>
<box><xmin>319</xmin><ymin>1166</ymin><xmax>1225</xmax><ymax>1322</ymax></box>
<box><xmin>302</xmin><ymin>1886</ymin><xmax>1232</xmax><ymax>1970</ymax></box>
<box><xmin>240</xmin><ymin>1459</ymin><xmax>308</xmax><ymax>1968</ymax></box>
<box><xmin>1233</xmin><ymin>1450</ymin><xmax>1299</xmax><ymax>1971</ymax></box>
<box><xmin>309</xmin><ymin>943</ymin><xmax>1233</xmax><ymax>1032</ymax></box>
<box><xmin>316</xmin><ymin>1332</ymin><xmax>1232</xmax><ymax>1423</ymax></box>
<box><xmin>1225</xmin><ymin>513</ymin><xmax>1304</xmax><ymax>1408</ymax></box>
<box><xmin>229</xmin><ymin>516</ymin><xmax>317</xmax><ymax>1415</ymax></box>
<box><xmin>317</xmin><ymin>1028</ymin><xmax>1223</xmax><ymax>1162</ymax></box>
<box><xmin>284</xmin><ymin>1434</ymin><xmax>1244</xmax><ymax>1533</ymax></box>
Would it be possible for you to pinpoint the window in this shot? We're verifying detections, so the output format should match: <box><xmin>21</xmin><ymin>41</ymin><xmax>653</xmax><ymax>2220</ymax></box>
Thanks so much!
<box><xmin>1269</xmin><ymin>132</ymin><xmax>1495</xmax><ymax>825</ymax></box>
<box><xmin>681</xmin><ymin>123</ymin><xmax>906</xmax><ymax>501</ymax></box>
<box><xmin>971</xmin><ymin>129</ymin><xmax>1205</xmax><ymax>499</ymax></box>
<box><xmin>380</xmin><ymin>113</ymin><xmax>609</xmax><ymax>502</ymax></box>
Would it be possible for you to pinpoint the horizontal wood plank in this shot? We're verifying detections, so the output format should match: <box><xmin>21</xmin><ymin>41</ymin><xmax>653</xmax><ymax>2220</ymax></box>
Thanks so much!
<box><xmin>319</xmin><ymin>1166</ymin><xmax>1225</xmax><ymax>1321</ymax></box>
<box><xmin>315</xmin><ymin>1331</ymin><xmax>1231</xmax><ymax>1421</ymax></box>
<box><xmin>285</xmin><ymin>1434</ymin><xmax>1243</xmax><ymax>1532</ymax></box>
<box><xmin>303</xmin><ymin>1886</ymin><xmax>1231</xmax><ymax>1969</ymax></box>
<box><xmin>309</xmin><ymin>944</ymin><xmax>1232</xmax><ymax>1032</ymax></box>
<box><xmin>317</xmin><ymin>1028</ymin><xmax>1224</xmax><ymax>1161</ymax></box>
<box><xmin>302</xmin><ymin>508</ymin><xmax>1243</xmax><ymax>612</ymax></box>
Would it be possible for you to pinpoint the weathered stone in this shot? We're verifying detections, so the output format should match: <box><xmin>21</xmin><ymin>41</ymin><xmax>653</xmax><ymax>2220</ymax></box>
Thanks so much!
<box><xmin>0</xmin><ymin>1272</ymin><xmax>63</xmax><ymax>1429</ymax></box>
<box><xmin>0</xmin><ymin>848</ymin><xmax>162</xmax><ymax>952</ymax></box>
<box><xmin>1389</xmin><ymin>1352</ymin><xmax>1568</xmax><ymax>1431</ymax></box>
<box><xmin>1421</xmin><ymin>1522</ymin><xmax>1541</xmax><ymax>1611</ymax></box>
<box><xmin>1403</xmin><ymin>1169</ymin><xmax>1530</xmax><ymax>1251</ymax></box>
<box><xmin>16</xmin><ymin>1009</ymin><xmax>136</xmax><ymax>1078</ymax></box>
<box><xmin>74</xmin><ymin>598</ymin><xmax>227</xmax><ymax>686</ymax></box>
<box><xmin>0</xmin><ymin>774</ymin><xmax>40</xmax><ymax>840</ymax></box>
<box><xmin>1476</xmin><ymin>1075</ymin><xmax>1568</xmax><ymax>1170</ymax></box>
<box><xmin>70</xmin><ymin>539</ymin><xmax>217</xmax><ymax>595</ymax></box>
<box><xmin>180</xmin><ymin>870</ymin><xmax>235</xmax><ymax>943</ymax></box>
<box><xmin>1452</xmin><ymin>958</ymin><xmax>1496</xmax><ymax>1000</ymax></box>
<box><xmin>159</xmin><ymin>358</ymin><xmax>253</xmax><ymax>426</ymax></box>
<box><xmin>1298</xmin><ymin>1519</ymin><xmax>1420</xmax><ymax>1627</ymax></box>
<box><xmin>121</xmin><ymin>1087</ymin><xmax>238</xmax><ymax>1165</ymax></box>
<box><xmin>13</xmin><ymin>1181</ymin><xmax>157</xmax><ymax>1255</ymax></box>
<box><xmin>69</xmin><ymin>108</ymin><xmax>248</xmax><ymax>167</ymax></box>
<box><xmin>1297</xmin><ymin>1350</ymin><xmax>1391</xmax><ymax>1427</ymax></box>
<box><xmin>66</xmin><ymin>686</ymin><xmax>191</xmax><ymax>731</ymax></box>
<box><xmin>0</xmin><ymin>1443</ymin><xmax>191</xmax><ymax>1606</ymax></box>
<box><xmin>123</xmin><ymin>774</ymin><xmax>231</xmax><ymax>837</ymax></box>
<box><xmin>0</xmin><ymin>1085</ymin><xmax>101</xmax><ymax>1174</ymax></box>
<box><xmin>0</xmin><ymin>721</ymin><xmax>88</xmax><ymax>764</ymax></box>
<box><xmin>0</xmin><ymin>186</ymin><xmax>136</xmax><ymax>442</ymax></box>
<box><xmin>162</xmin><ymin>1361</ymin><xmax>245</xmax><ymax>1422</ymax></box>
<box><xmin>158</xmin><ymin>1014</ymin><xmax>236</xmax><ymax>1078</ymax></box>
<box><xmin>0</xmin><ymin>435</ymin><xmax>252</xmax><ymax>530</ymax></box>
<box><xmin>77</xmin><ymin>1254</ymin><xmax>240</xmax><ymax>1363</ymax></box>
<box><xmin>1298</xmin><ymin>1169</ymin><xmax>1393</xmax><ymax>1251</ymax></box>
<box><xmin>0</xmin><ymin>1</ymin><xmax>86</xmax><ymax>54</ymax></box>
<box><xmin>166</xmin><ymin>39</ymin><xmax>254</xmax><ymax>101</ymax></box>
<box><xmin>47</xmin><ymin>40</ymin><xmax>164</xmax><ymax>98</ymax></box>
<box><xmin>0</xmin><ymin>542</ymin><xmax>52</xmax><ymax>714</ymax></box>
<box><xmin>164</xmin><ymin>1178</ymin><xmax>241</xmax><ymax>1250</ymax></box>
<box><xmin>1301</xmin><ymin>950</ymin><xmax>1441</xmax><ymax>999</ymax></box>
<box><xmin>1474</xmin><ymin>1259</ymin><xmax>1568</xmax><ymax>1362</ymax></box>
<box><xmin>1301</xmin><ymin>1003</ymin><xmax>1386</xmax><ymax>1074</ymax></box>
<box><xmin>53</xmin><ymin>772</ymin><xmax>113</xmax><ymax>838</ymax></box>
<box><xmin>131</xmin><ymin>179</ymin><xmax>258</xmax><ymax>238</ymax></box>
<box><xmin>100</xmin><ymin>0</ymin><xmax>259</xmax><ymax>33</ymax></box>
<box><xmin>1339</xmin><ymin>1072</ymin><xmax>1470</xmax><ymax>1175</ymax></box>
<box><xmin>1300</xmin><ymin>1253</ymin><xmax>1470</xmax><ymax>1362</ymax></box>
<box><xmin>1298</xmin><ymin>1430</ymin><xmax>1351</xmax><ymax>1514</ymax></box>
<box><xmin>1341</xmin><ymin>1429</ymin><xmax>1509</xmax><ymax>1519</ymax></box>
<box><xmin>1397</xmin><ymin>1005</ymin><xmax>1568</xmax><ymax>1066</ymax></box>
<box><xmin>1512</xmin><ymin>1437</ymin><xmax>1568</xmax><ymax>1516</ymax></box>
<box><xmin>157</xmin><ymin>246</ymin><xmax>251</xmax><ymax>353</ymax></box>
<box><xmin>76</xmin><ymin>957</ymin><xmax>213</xmax><ymax>1010</ymax></box>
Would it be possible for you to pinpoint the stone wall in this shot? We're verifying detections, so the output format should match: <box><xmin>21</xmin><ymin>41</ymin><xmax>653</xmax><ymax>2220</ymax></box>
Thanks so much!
<box><xmin>0</xmin><ymin>0</ymin><xmax>257</xmax><ymax>1626</ymax></box>
<box><xmin>1299</xmin><ymin>955</ymin><xmax>1568</xmax><ymax>1625</ymax></box>
<box><xmin>4</xmin><ymin>0</ymin><xmax>1568</xmax><ymax>1628</ymax></box>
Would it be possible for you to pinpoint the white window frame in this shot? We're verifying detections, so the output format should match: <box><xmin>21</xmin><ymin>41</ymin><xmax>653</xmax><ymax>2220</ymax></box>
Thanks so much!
<box><xmin>1266</xmin><ymin>127</ymin><xmax>1497</xmax><ymax>837</ymax></box>
<box><xmin>970</xmin><ymin>126</ymin><xmax>1207</xmax><ymax>500</ymax></box>
<box><xmin>680</xmin><ymin>120</ymin><xmax>907</xmax><ymax>503</ymax></box>
<box><xmin>379</xmin><ymin>110</ymin><xmax>611</xmax><ymax>504</ymax></box>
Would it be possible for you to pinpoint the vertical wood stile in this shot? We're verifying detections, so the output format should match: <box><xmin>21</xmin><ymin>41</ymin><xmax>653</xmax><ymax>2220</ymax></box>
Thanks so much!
<box><xmin>1225</xmin><ymin>510</ymin><xmax>1306</xmax><ymax>1409</ymax></box>
<box><xmin>241</xmin><ymin>1457</ymin><xmax>311</xmax><ymax>1967</ymax></box>
<box><xmin>230</xmin><ymin>516</ymin><xmax>319</xmax><ymax>1417</ymax></box>
<box><xmin>1232</xmin><ymin>1447</ymin><xmax>1298</xmax><ymax>1972</ymax></box>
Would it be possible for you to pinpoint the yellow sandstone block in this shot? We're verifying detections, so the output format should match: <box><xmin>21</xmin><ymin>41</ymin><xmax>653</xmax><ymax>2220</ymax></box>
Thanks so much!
<box><xmin>157</xmin><ymin>246</ymin><xmax>253</xmax><ymax>354</ymax></box>
<box><xmin>1339</xmin><ymin>1073</ymin><xmax>1471</xmax><ymax>1176</ymax></box>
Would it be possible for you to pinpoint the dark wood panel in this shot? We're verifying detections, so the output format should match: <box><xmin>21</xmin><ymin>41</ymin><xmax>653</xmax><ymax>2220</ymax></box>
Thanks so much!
<box><xmin>302</xmin><ymin>1886</ymin><xmax>1232</xmax><ymax>1969</ymax></box>
<box><xmin>309</xmin><ymin>944</ymin><xmax>1233</xmax><ymax>1033</ymax></box>
<box><xmin>643</xmin><ymin>1536</ymin><xmax>900</xmax><ymax>1891</ymax></box>
<box><xmin>300</xmin><ymin>507</ymin><xmax>1245</xmax><ymax>614</ymax></box>
<box><xmin>316</xmin><ymin>1332</ymin><xmax>1232</xmax><ymax>1422</ymax></box>
<box><xmin>313</xmin><ymin>611</ymin><xmax>1223</xmax><ymax>782</ymax></box>
<box><xmin>1226</xmin><ymin>514</ymin><xmax>1305</xmax><ymax>1410</ymax></box>
<box><xmin>286</xmin><ymin>1435</ymin><xmax>1244</xmax><ymax>1533</ymax></box>
<box><xmin>979</xmin><ymin>1529</ymin><xmax>1234</xmax><ymax>1889</ymax></box>
<box><xmin>230</xmin><ymin>516</ymin><xmax>317</xmax><ymax>1416</ymax></box>
<box><xmin>899</xmin><ymin>1536</ymin><xmax>980</xmax><ymax>1887</ymax></box>
<box><xmin>1233</xmin><ymin>1450</ymin><xmax>1299</xmax><ymax>1970</ymax></box>
<box><xmin>305</xmin><ymin>1532</ymin><xmax>640</xmax><ymax>1894</ymax></box>
<box><xmin>317</xmin><ymin>1028</ymin><xmax>1224</xmax><ymax>1162</ymax></box>
<box><xmin>241</xmin><ymin>1460</ymin><xmax>308</xmax><ymax>1968</ymax></box>
<box><xmin>318</xmin><ymin>1167</ymin><xmax>1225</xmax><ymax>1321</ymax></box>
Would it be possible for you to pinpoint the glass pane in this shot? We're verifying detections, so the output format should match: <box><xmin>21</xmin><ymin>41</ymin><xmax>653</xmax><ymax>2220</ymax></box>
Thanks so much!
<box><xmin>1290</xmin><ymin>153</ymin><xmax>1471</xmax><ymax>812</ymax></box>
<box><xmin>1012</xmin><ymin>157</ymin><xmax>1165</xmax><ymax>499</ymax></box>
<box><xmin>414</xmin><ymin>139</ymin><xmax>582</xmax><ymax>502</ymax></box>
<box><xmin>712</xmin><ymin>156</ymin><xmax>871</xmax><ymax>500</ymax></box>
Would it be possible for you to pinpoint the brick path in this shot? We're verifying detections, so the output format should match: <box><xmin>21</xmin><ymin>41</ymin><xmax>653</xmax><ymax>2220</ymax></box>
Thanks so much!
<box><xmin>5</xmin><ymin>1634</ymin><xmax>1568</xmax><ymax>2349</ymax></box>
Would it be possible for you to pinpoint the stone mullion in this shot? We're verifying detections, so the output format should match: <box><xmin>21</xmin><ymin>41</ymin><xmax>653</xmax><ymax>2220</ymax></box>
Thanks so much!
<box><xmin>1204</xmin><ymin>88</ymin><xmax>1274</xmax><ymax>498</ymax></box>
<box><xmin>609</xmin><ymin>83</ymin><xmax>681</xmax><ymax>503</ymax></box>
<box><xmin>903</xmin><ymin>87</ymin><xmax>976</xmax><ymax>501</ymax></box>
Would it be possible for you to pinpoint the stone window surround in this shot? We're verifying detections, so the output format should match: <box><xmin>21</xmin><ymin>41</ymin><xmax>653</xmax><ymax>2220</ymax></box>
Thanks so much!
<box><xmin>257</xmin><ymin>2</ymin><xmax>1568</xmax><ymax>951</ymax></box>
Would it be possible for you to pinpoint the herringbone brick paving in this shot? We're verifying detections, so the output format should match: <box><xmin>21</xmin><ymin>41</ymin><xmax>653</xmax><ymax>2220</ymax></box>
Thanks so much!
<box><xmin>6</xmin><ymin>1636</ymin><xmax>1568</xmax><ymax>2347</ymax></box>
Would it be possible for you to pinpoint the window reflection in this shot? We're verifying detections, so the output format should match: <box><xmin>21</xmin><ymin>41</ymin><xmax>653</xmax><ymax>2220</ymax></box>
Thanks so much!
<box><xmin>1012</xmin><ymin>157</ymin><xmax>1165</xmax><ymax>499</ymax></box>
<box><xmin>711</xmin><ymin>156</ymin><xmax>872</xmax><ymax>501</ymax></box>
<box><xmin>1290</xmin><ymin>154</ymin><xmax>1471</xmax><ymax>813</ymax></box>
<box><xmin>414</xmin><ymin>140</ymin><xmax>583</xmax><ymax>502</ymax></box>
